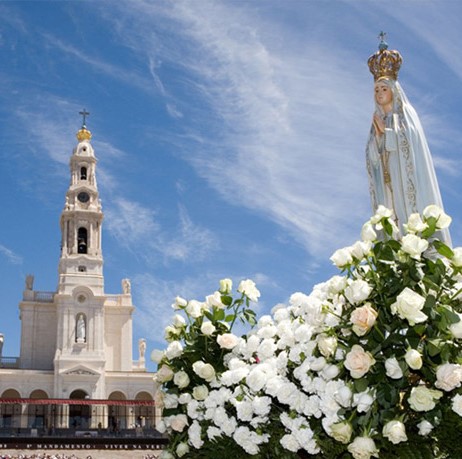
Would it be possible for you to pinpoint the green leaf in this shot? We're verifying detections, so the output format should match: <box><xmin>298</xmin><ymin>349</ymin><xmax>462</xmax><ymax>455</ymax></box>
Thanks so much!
<box><xmin>433</xmin><ymin>240</ymin><xmax>454</xmax><ymax>259</ymax></box>
<box><xmin>225</xmin><ymin>314</ymin><xmax>235</xmax><ymax>322</ymax></box>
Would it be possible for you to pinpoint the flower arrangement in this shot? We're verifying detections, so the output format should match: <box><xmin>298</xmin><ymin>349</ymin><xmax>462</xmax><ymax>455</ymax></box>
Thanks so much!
<box><xmin>154</xmin><ymin>205</ymin><xmax>462</xmax><ymax>459</ymax></box>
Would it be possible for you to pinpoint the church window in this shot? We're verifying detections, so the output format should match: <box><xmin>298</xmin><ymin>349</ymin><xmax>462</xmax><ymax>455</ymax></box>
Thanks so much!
<box><xmin>80</xmin><ymin>167</ymin><xmax>87</xmax><ymax>180</ymax></box>
<box><xmin>77</xmin><ymin>227</ymin><xmax>88</xmax><ymax>254</ymax></box>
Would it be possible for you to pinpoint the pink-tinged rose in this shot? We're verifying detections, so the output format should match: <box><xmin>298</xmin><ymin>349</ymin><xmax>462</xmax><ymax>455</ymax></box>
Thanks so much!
<box><xmin>347</xmin><ymin>436</ymin><xmax>379</xmax><ymax>459</ymax></box>
<box><xmin>435</xmin><ymin>363</ymin><xmax>462</xmax><ymax>391</ymax></box>
<box><xmin>169</xmin><ymin>414</ymin><xmax>188</xmax><ymax>432</ymax></box>
<box><xmin>217</xmin><ymin>333</ymin><xmax>239</xmax><ymax>350</ymax></box>
<box><xmin>390</xmin><ymin>288</ymin><xmax>427</xmax><ymax>325</ymax></box>
<box><xmin>408</xmin><ymin>386</ymin><xmax>443</xmax><ymax>412</ymax></box>
<box><xmin>383</xmin><ymin>420</ymin><xmax>407</xmax><ymax>444</ymax></box>
<box><xmin>344</xmin><ymin>280</ymin><xmax>372</xmax><ymax>305</ymax></box>
<box><xmin>350</xmin><ymin>303</ymin><xmax>378</xmax><ymax>336</ymax></box>
<box><xmin>344</xmin><ymin>345</ymin><xmax>375</xmax><ymax>379</ymax></box>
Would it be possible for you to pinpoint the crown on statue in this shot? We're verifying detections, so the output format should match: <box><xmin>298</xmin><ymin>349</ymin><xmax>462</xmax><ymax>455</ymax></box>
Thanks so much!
<box><xmin>76</xmin><ymin>126</ymin><xmax>92</xmax><ymax>142</ymax></box>
<box><xmin>368</xmin><ymin>33</ymin><xmax>402</xmax><ymax>81</ymax></box>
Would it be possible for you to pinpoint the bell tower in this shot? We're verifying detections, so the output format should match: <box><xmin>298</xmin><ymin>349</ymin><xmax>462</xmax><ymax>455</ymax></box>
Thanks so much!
<box><xmin>58</xmin><ymin>110</ymin><xmax>104</xmax><ymax>296</ymax></box>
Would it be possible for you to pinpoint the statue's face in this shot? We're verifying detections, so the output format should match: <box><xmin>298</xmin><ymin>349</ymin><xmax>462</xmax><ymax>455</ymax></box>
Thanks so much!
<box><xmin>374</xmin><ymin>81</ymin><xmax>393</xmax><ymax>108</ymax></box>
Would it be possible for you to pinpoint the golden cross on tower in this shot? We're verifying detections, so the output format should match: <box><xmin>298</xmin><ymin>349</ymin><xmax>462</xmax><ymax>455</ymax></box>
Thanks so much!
<box><xmin>79</xmin><ymin>109</ymin><xmax>90</xmax><ymax>128</ymax></box>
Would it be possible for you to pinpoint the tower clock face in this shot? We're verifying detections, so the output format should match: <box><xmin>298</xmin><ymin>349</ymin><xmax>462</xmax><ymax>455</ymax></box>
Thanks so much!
<box><xmin>77</xmin><ymin>192</ymin><xmax>90</xmax><ymax>203</ymax></box>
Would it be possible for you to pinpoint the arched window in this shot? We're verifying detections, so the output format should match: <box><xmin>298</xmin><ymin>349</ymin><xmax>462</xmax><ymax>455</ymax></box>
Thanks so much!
<box><xmin>77</xmin><ymin>227</ymin><xmax>88</xmax><ymax>254</ymax></box>
<box><xmin>80</xmin><ymin>167</ymin><xmax>87</xmax><ymax>180</ymax></box>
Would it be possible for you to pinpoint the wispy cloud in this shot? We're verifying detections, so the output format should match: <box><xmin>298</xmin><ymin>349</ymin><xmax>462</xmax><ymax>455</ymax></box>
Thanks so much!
<box><xmin>0</xmin><ymin>244</ymin><xmax>22</xmax><ymax>265</ymax></box>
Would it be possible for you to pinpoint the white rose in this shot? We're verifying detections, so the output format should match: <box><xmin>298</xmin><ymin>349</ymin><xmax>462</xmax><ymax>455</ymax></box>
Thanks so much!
<box><xmin>201</xmin><ymin>321</ymin><xmax>216</xmax><ymax>336</ymax></box>
<box><xmin>390</xmin><ymin>287</ymin><xmax>427</xmax><ymax>326</ymax></box>
<box><xmin>423</xmin><ymin>205</ymin><xmax>452</xmax><ymax>229</ymax></box>
<box><xmin>350</xmin><ymin>303</ymin><xmax>378</xmax><ymax>336</ymax></box>
<box><xmin>166</xmin><ymin>341</ymin><xmax>183</xmax><ymax>360</ymax></box>
<box><xmin>219</xmin><ymin>278</ymin><xmax>233</xmax><ymax>293</ymax></box>
<box><xmin>344</xmin><ymin>345</ymin><xmax>375</xmax><ymax>379</ymax></box>
<box><xmin>155</xmin><ymin>365</ymin><xmax>174</xmax><ymax>383</ymax></box>
<box><xmin>163</xmin><ymin>393</ymin><xmax>179</xmax><ymax>409</ymax></box>
<box><xmin>176</xmin><ymin>442</ymin><xmax>190</xmax><ymax>458</ymax></box>
<box><xmin>350</xmin><ymin>241</ymin><xmax>372</xmax><ymax>260</ymax></box>
<box><xmin>322</xmin><ymin>364</ymin><xmax>340</xmax><ymax>380</ymax></box>
<box><xmin>150</xmin><ymin>349</ymin><xmax>164</xmax><ymax>363</ymax></box>
<box><xmin>192</xmin><ymin>361</ymin><xmax>216</xmax><ymax>382</ymax></box>
<box><xmin>452</xmin><ymin>394</ymin><xmax>462</xmax><ymax>416</ymax></box>
<box><xmin>217</xmin><ymin>333</ymin><xmax>239</xmax><ymax>350</ymax></box>
<box><xmin>435</xmin><ymin>363</ymin><xmax>462</xmax><ymax>391</ymax></box>
<box><xmin>178</xmin><ymin>393</ymin><xmax>192</xmax><ymax>404</ymax></box>
<box><xmin>206</xmin><ymin>291</ymin><xmax>226</xmax><ymax>309</ymax></box>
<box><xmin>408</xmin><ymin>386</ymin><xmax>443</xmax><ymax>412</ymax></box>
<box><xmin>330</xmin><ymin>247</ymin><xmax>353</xmax><ymax>268</ymax></box>
<box><xmin>172</xmin><ymin>314</ymin><xmax>186</xmax><ymax>328</ymax></box>
<box><xmin>371</xmin><ymin>205</ymin><xmax>393</xmax><ymax>223</ymax></box>
<box><xmin>173</xmin><ymin>370</ymin><xmax>190</xmax><ymax>389</ymax></box>
<box><xmin>449</xmin><ymin>313</ymin><xmax>462</xmax><ymax>338</ymax></box>
<box><xmin>317</xmin><ymin>334</ymin><xmax>338</xmax><ymax>358</ymax></box>
<box><xmin>401</xmin><ymin>234</ymin><xmax>429</xmax><ymax>259</ymax></box>
<box><xmin>169</xmin><ymin>414</ymin><xmax>188</xmax><ymax>432</ymax></box>
<box><xmin>417</xmin><ymin>420</ymin><xmax>434</xmax><ymax>435</ymax></box>
<box><xmin>347</xmin><ymin>436</ymin><xmax>379</xmax><ymax>459</ymax></box>
<box><xmin>328</xmin><ymin>275</ymin><xmax>348</xmax><ymax>294</ymax></box>
<box><xmin>385</xmin><ymin>357</ymin><xmax>403</xmax><ymax>379</ymax></box>
<box><xmin>186</xmin><ymin>300</ymin><xmax>204</xmax><ymax>318</ymax></box>
<box><xmin>335</xmin><ymin>385</ymin><xmax>352</xmax><ymax>408</ymax></box>
<box><xmin>405</xmin><ymin>213</ymin><xmax>428</xmax><ymax>234</ymax></box>
<box><xmin>344</xmin><ymin>280</ymin><xmax>372</xmax><ymax>305</ymax></box>
<box><xmin>404</xmin><ymin>349</ymin><xmax>423</xmax><ymax>370</ymax></box>
<box><xmin>164</xmin><ymin>325</ymin><xmax>179</xmax><ymax>341</ymax></box>
<box><xmin>383</xmin><ymin>420</ymin><xmax>407</xmax><ymax>444</ymax></box>
<box><xmin>237</xmin><ymin>279</ymin><xmax>260</xmax><ymax>302</ymax></box>
<box><xmin>192</xmin><ymin>385</ymin><xmax>209</xmax><ymax>400</ymax></box>
<box><xmin>452</xmin><ymin>248</ymin><xmax>462</xmax><ymax>267</ymax></box>
<box><xmin>171</xmin><ymin>296</ymin><xmax>187</xmax><ymax>310</ymax></box>
<box><xmin>353</xmin><ymin>391</ymin><xmax>375</xmax><ymax>413</ymax></box>
<box><xmin>329</xmin><ymin>421</ymin><xmax>352</xmax><ymax>444</ymax></box>
<box><xmin>159</xmin><ymin>450</ymin><xmax>174</xmax><ymax>459</ymax></box>
<box><xmin>361</xmin><ymin>222</ymin><xmax>377</xmax><ymax>242</ymax></box>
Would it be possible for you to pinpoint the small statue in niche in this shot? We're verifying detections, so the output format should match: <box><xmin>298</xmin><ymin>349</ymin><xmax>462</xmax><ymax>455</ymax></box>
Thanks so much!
<box><xmin>76</xmin><ymin>314</ymin><xmax>86</xmax><ymax>343</ymax></box>
<box><xmin>139</xmin><ymin>338</ymin><xmax>146</xmax><ymax>361</ymax></box>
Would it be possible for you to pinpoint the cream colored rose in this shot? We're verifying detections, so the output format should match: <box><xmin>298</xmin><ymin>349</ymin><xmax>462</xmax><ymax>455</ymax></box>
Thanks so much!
<box><xmin>330</xmin><ymin>247</ymin><xmax>353</xmax><ymax>268</ymax></box>
<box><xmin>156</xmin><ymin>365</ymin><xmax>174</xmax><ymax>383</ymax></box>
<box><xmin>317</xmin><ymin>333</ymin><xmax>338</xmax><ymax>358</ymax></box>
<box><xmin>408</xmin><ymin>386</ymin><xmax>443</xmax><ymax>412</ymax></box>
<box><xmin>219</xmin><ymin>278</ymin><xmax>233</xmax><ymax>293</ymax></box>
<box><xmin>385</xmin><ymin>357</ymin><xmax>403</xmax><ymax>379</ymax></box>
<box><xmin>217</xmin><ymin>333</ymin><xmax>239</xmax><ymax>350</ymax></box>
<box><xmin>449</xmin><ymin>313</ymin><xmax>462</xmax><ymax>338</ymax></box>
<box><xmin>169</xmin><ymin>414</ymin><xmax>188</xmax><ymax>432</ymax></box>
<box><xmin>192</xmin><ymin>384</ymin><xmax>209</xmax><ymax>400</ymax></box>
<box><xmin>347</xmin><ymin>436</ymin><xmax>379</xmax><ymax>459</ymax></box>
<box><xmin>390</xmin><ymin>287</ymin><xmax>427</xmax><ymax>325</ymax></box>
<box><xmin>329</xmin><ymin>421</ymin><xmax>352</xmax><ymax>444</ymax></box>
<box><xmin>401</xmin><ymin>234</ymin><xmax>429</xmax><ymax>259</ymax></box>
<box><xmin>404</xmin><ymin>213</ymin><xmax>428</xmax><ymax>234</ymax></box>
<box><xmin>452</xmin><ymin>248</ymin><xmax>462</xmax><ymax>267</ymax></box>
<box><xmin>173</xmin><ymin>370</ymin><xmax>190</xmax><ymax>389</ymax></box>
<box><xmin>201</xmin><ymin>321</ymin><xmax>216</xmax><ymax>336</ymax></box>
<box><xmin>192</xmin><ymin>361</ymin><xmax>216</xmax><ymax>382</ymax></box>
<box><xmin>344</xmin><ymin>345</ymin><xmax>375</xmax><ymax>379</ymax></box>
<box><xmin>176</xmin><ymin>442</ymin><xmax>190</xmax><ymax>458</ymax></box>
<box><xmin>435</xmin><ymin>363</ymin><xmax>462</xmax><ymax>391</ymax></box>
<box><xmin>344</xmin><ymin>280</ymin><xmax>373</xmax><ymax>305</ymax></box>
<box><xmin>423</xmin><ymin>205</ymin><xmax>452</xmax><ymax>229</ymax></box>
<box><xmin>383</xmin><ymin>420</ymin><xmax>407</xmax><ymax>444</ymax></box>
<box><xmin>404</xmin><ymin>349</ymin><xmax>423</xmax><ymax>370</ymax></box>
<box><xmin>350</xmin><ymin>303</ymin><xmax>378</xmax><ymax>336</ymax></box>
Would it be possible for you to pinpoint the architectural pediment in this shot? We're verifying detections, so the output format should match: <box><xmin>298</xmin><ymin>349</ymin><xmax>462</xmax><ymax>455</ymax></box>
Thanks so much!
<box><xmin>62</xmin><ymin>365</ymin><xmax>100</xmax><ymax>377</ymax></box>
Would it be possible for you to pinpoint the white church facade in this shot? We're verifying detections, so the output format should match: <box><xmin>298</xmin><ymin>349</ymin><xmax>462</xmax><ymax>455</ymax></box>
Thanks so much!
<box><xmin>0</xmin><ymin>119</ymin><xmax>157</xmax><ymax>433</ymax></box>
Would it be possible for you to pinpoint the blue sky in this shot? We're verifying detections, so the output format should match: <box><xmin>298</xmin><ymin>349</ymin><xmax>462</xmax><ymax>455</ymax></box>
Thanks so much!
<box><xmin>1</xmin><ymin>1</ymin><xmax>462</xmax><ymax>371</ymax></box>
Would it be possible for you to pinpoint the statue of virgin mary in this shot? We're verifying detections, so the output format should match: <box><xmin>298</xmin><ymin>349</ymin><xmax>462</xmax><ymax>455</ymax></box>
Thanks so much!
<box><xmin>366</xmin><ymin>34</ymin><xmax>451</xmax><ymax>246</ymax></box>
